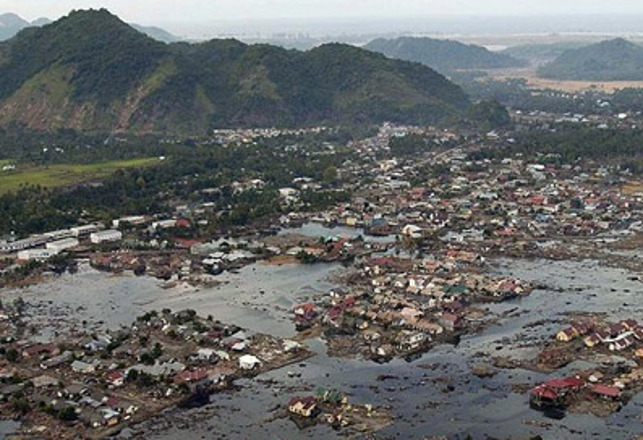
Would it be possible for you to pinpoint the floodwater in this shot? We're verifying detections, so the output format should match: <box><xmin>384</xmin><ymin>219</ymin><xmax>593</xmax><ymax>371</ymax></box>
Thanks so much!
<box><xmin>279</xmin><ymin>222</ymin><xmax>396</xmax><ymax>244</ymax></box>
<box><xmin>2</xmin><ymin>258</ymin><xmax>643</xmax><ymax>439</ymax></box>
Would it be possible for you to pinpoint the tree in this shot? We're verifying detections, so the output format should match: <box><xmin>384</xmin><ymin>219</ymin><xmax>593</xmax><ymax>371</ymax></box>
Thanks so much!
<box><xmin>57</xmin><ymin>406</ymin><xmax>77</xmax><ymax>421</ymax></box>
<box><xmin>323</xmin><ymin>166</ymin><xmax>338</xmax><ymax>183</ymax></box>
<box><xmin>5</xmin><ymin>348</ymin><xmax>19</xmax><ymax>363</ymax></box>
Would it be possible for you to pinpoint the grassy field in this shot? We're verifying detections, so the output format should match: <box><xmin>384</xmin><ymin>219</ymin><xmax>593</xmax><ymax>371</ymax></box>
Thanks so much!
<box><xmin>0</xmin><ymin>157</ymin><xmax>161</xmax><ymax>194</ymax></box>
<box><xmin>486</xmin><ymin>67</ymin><xmax>643</xmax><ymax>93</ymax></box>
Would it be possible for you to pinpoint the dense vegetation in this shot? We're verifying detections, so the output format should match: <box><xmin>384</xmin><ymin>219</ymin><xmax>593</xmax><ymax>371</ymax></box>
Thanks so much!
<box><xmin>0</xmin><ymin>10</ymin><xmax>470</xmax><ymax>134</ymax></box>
<box><xmin>474</xmin><ymin>125</ymin><xmax>643</xmax><ymax>173</ymax></box>
<box><xmin>501</xmin><ymin>42</ymin><xmax>590</xmax><ymax>64</ymax></box>
<box><xmin>539</xmin><ymin>39</ymin><xmax>643</xmax><ymax>81</ymax></box>
<box><xmin>0</xmin><ymin>12</ymin><xmax>177</xmax><ymax>43</ymax></box>
<box><xmin>365</xmin><ymin>37</ymin><xmax>525</xmax><ymax>75</ymax></box>
<box><xmin>0</xmin><ymin>131</ymin><xmax>354</xmax><ymax>236</ymax></box>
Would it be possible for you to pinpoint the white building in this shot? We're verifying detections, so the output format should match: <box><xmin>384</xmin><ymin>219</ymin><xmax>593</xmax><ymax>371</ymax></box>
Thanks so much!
<box><xmin>0</xmin><ymin>235</ymin><xmax>49</xmax><ymax>253</ymax></box>
<box><xmin>71</xmin><ymin>224</ymin><xmax>100</xmax><ymax>237</ymax></box>
<box><xmin>43</xmin><ymin>229</ymin><xmax>74</xmax><ymax>241</ymax></box>
<box><xmin>112</xmin><ymin>216</ymin><xmax>148</xmax><ymax>229</ymax></box>
<box><xmin>152</xmin><ymin>219</ymin><xmax>177</xmax><ymax>230</ymax></box>
<box><xmin>18</xmin><ymin>249</ymin><xmax>57</xmax><ymax>261</ymax></box>
<box><xmin>46</xmin><ymin>238</ymin><xmax>79</xmax><ymax>253</ymax></box>
<box><xmin>90</xmin><ymin>230</ymin><xmax>123</xmax><ymax>244</ymax></box>
<box><xmin>239</xmin><ymin>355</ymin><xmax>261</xmax><ymax>370</ymax></box>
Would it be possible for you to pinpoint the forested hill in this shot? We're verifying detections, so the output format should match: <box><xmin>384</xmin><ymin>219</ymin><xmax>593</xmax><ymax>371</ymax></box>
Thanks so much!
<box><xmin>365</xmin><ymin>37</ymin><xmax>525</xmax><ymax>74</ymax></box>
<box><xmin>538</xmin><ymin>38</ymin><xmax>643</xmax><ymax>81</ymax></box>
<box><xmin>0</xmin><ymin>9</ymin><xmax>470</xmax><ymax>134</ymax></box>
<box><xmin>0</xmin><ymin>11</ymin><xmax>177</xmax><ymax>42</ymax></box>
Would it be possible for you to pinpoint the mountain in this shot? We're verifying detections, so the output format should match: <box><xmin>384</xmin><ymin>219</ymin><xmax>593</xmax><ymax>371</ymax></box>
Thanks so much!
<box><xmin>132</xmin><ymin>24</ymin><xmax>180</xmax><ymax>43</ymax></box>
<box><xmin>538</xmin><ymin>38</ymin><xmax>643</xmax><ymax>81</ymax></box>
<box><xmin>0</xmin><ymin>9</ymin><xmax>470</xmax><ymax>133</ymax></box>
<box><xmin>0</xmin><ymin>12</ymin><xmax>179</xmax><ymax>43</ymax></box>
<box><xmin>364</xmin><ymin>37</ymin><xmax>525</xmax><ymax>74</ymax></box>
<box><xmin>30</xmin><ymin>17</ymin><xmax>53</xmax><ymax>27</ymax></box>
<box><xmin>0</xmin><ymin>13</ymin><xmax>29</xmax><ymax>41</ymax></box>
<box><xmin>502</xmin><ymin>42</ymin><xmax>591</xmax><ymax>65</ymax></box>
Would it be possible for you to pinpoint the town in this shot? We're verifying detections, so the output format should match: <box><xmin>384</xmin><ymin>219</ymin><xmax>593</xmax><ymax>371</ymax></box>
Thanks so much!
<box><xmin>1</xmin><ymin>118</ymin><xmax>643</xmax><ymax>438</ymax></box>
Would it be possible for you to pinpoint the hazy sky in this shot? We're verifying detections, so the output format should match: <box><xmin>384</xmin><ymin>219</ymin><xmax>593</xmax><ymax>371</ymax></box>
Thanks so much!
<box><xmin>5</xmin><ymin>0</ymin><xmax>643</xmax><ymax>23</ymax></box>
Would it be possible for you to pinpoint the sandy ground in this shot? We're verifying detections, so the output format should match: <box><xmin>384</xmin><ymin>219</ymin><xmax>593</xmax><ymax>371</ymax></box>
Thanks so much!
<box><xmin>486</xmin><ymin>67</ymin><xmax>643</xmax><ymax>93</ymax></box>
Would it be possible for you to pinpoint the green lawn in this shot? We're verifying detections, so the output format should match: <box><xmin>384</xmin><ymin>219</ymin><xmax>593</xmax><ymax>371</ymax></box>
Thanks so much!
<box><xmin>0</xmin><ymin>157</ymin><xmax>161</xmax><ymax>194</ymax></box>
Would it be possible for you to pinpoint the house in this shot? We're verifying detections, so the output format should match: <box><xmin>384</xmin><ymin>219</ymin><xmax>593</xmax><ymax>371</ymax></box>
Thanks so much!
<box><xmin>609</xmin><ymin>334</ymin><xmax>635</xmax><ymax>352</ymax></box>
<box><xmin>107</xmin><ymin>371</ymin><xmax>125</xmax><ymax>387</ymax></box>
<box><xmin>439</xmin><ymin>312</ymin><xmax>461</xmax><ymax>332</ymax></box>
<box><xmin>174</xmin><ymin>369</ymin><xmax>209</xmax><ymax>385</ymax></box>
<box><xmin>530</xmin><ymin>385</ymin><xmax>560</xmax><ymax>408</ymax></box>
<box><xmin>556</xmin><ymin>327</ymin><xmax>579</xmax><ymax>342</ymax></box>
<box><xmin>402</xmin><ymin>224</ymin><xmax>423</xmax><ymax>239</ymax></box>
<box><xmin>72</xmin><ymin>360</ymin><xmax>96</xmax><ymax>374</ymax></box>
<box><xmin>22</xmin><ymin>344</ymin><xmax>56</xmax><ymax>359</ymax></box>
<box><xmin>32</xmin><ymin>375</ymin><xmax>59</xmax><ymax>388</ymax></box>
<box><xmin>590</xmin><ymin>384</ymin><xmax>621</xmax><ymax>400</ymax></box>
<box><xmin>239</xmin><ymin>355</ymin><xmax>261</xmax><ymax>370</ymax></box>
<box><xmin>194</xmin><ymin>348</ymin><xmax>219</xmax><ymax>363</ymax></box>
<box><xmin>398</xmin><ymin>331</ymin><xmax>427</xmax><ymax>350</ymax></box>
<box><xmin>530</xmin><ymin>376</ymin><xmax>585</xmax><ymax>408</ymax></box>
<box><xmin>288</xmin><ymin>396</ymin><xmax>318</xmax><ymax>418</ymax></box>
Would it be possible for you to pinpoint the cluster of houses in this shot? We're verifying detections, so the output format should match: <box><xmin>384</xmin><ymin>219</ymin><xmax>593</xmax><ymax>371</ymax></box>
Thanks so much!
<box><xmin>288</xmin><ymin>388</ymin><xmax>382</xmax><ymax>431</ymax></box>
<box><xmin>294</xmin><ymin>255</ymin><xmax>533</xmax><ymax>361</ymax></box>
<box><xmin>556</xmin><ymin>319</ymin><xmax>643</xmax><ymax>353</ymax></box>
<box><xmin>530</xmin><ymin>318</ymin><xmax>643</xmax><ymax>414</ymax></box>
<box><xmin>0</xmin><ymin>309</ymin><xmax>309</xmax><ymax>437</ymax></box>
<box><xmin>303</xmin><ymin>134</ymin><xmax>641</xmax><ymax>255</ymax></box>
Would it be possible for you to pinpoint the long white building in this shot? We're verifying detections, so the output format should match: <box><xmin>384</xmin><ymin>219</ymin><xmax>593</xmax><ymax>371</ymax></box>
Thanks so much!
<box><xmin>46</xmin><ymin>238</ymin><xmax>80</xmax><ymax>253</ymax></box>
<box><xmin>90</xmin><ymin>230</ymin><xmax>123</xmax><ymax>244</ymax></box>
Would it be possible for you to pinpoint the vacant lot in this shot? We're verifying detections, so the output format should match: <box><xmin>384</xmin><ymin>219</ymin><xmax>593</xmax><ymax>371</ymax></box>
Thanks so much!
<box><xmin>0</xmin><ymin>157</ymin><xmax>160</xmax><ymax>194</ymax></box>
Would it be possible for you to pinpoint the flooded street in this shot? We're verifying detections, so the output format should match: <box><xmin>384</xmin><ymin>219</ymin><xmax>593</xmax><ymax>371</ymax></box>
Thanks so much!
<box><xmin>2</xmin><ymin>258</ymin><xmax>643</xmax><ymax>439</ymax></box>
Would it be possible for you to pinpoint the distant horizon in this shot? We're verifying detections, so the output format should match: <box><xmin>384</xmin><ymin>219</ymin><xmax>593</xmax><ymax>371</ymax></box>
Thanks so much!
<box><xmin>5</xmin><ymin>8</ymin><xmax>643</xmax><ymax>41</ymax></box>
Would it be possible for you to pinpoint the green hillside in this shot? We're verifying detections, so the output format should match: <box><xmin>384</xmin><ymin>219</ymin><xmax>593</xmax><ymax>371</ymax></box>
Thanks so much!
<box><xmin>365</xmin><ymin>37</ymin><xmax>525</xmax><ymax>74</ymax></box>
<box><xmin>0</xmin><ymin>9</ymin><xmax>470</xmax><ymax>134</ymax></box>
<box><xmin>538</xmin><ymin>38</ymin><xmax>643</xmax><ymax>81</ymax></box>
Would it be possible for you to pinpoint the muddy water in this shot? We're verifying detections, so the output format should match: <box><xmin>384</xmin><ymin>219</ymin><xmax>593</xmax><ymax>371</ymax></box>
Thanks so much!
<box><xmin>2</xmin><ymin>259</ymin><xmax>643</xmax><ymax>439</ymax></box>
<box><xmin>2</xmin><ymin>261</ymin><xmax>341</xmax><ymax>339</ymax></box>
<box><xmin>280</xmin><ymin>222</ymin><xmax>396</xmax><ymax>244</ymax></box>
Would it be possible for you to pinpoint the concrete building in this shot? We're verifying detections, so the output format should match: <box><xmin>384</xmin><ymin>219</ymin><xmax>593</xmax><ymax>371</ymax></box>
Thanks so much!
<box><xmin>0</xmin><ymin>235</ymin><xmax>49</xmax><ymax>253</ymax></box>
<box><xmin>43</xmin><ymin>229</ymin><xmax>74</xmax><ymax>241</ymax></box>
<box><xmin>71</xmin><ymin>224</ymin><xmax>100</xmax><ymax>237</ymax></box>
<box><xmin>152</xmin><ymin>219</ymin><xmax>177</xmax><ymax>230</ymax></box>
<box><xmin>18</xmin><ymin>249</ymin><xmax>57</xmax><ymax>261</ymax></box>
<box><xmin>46</xmin><ymin>238</ymin><xmax>79</xmax><ymax>253</ymax></box>
<box><xmin>90</xmin><ymin>230</ymin><xmax>123</xmax><ymax>244</ymax></box>
<box><xmin>112</xmin><ymin>216</ymin><xmax>148</xmax><ymax>229</ymax></box>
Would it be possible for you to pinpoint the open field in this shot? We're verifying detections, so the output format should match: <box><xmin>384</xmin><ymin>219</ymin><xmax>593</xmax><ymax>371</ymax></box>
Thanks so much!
<box><xmin>0</xmin><ymin>157</ymin><xmax>161</xmax><ymax>194</ymax></box>
<box><xmin>486</xmin><ymin>67</ymin><xmax>643</xmax><ymax>93</ymax></box>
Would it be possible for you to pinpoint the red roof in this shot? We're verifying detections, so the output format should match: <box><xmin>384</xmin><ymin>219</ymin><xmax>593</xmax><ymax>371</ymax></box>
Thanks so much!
<box><xmin>173</xmin><ymin>238</ymin><xmax>203</xmax><ymax>248</ymax></box>
<box><xmin>108</xmin><ymin>371</ymin><xmax>124</xmax><ymax>382</ymax></box>
<box><xmin>530</xmin><ymin>385</ymin><xmax>558</xmax><ymax>400</ymax></box>
<box><xmin>295</xmin><ymin>303</ymin><xmax>316</xmax><ymax>313</ymax></box>
<box><xmin>543</xmin><ymin>377</ymin><xmax>585</xmax><ymax>390</ymax></box>
<box><xmin>176</xmin><ymin>219</ymin><xmax>192</xmax><ymax>228</ymax></box>
<box><xmin>590</xmin><ymin>384</ymin><xmax>621</xmax><ymax>399</ymax></box>
<box><xmin>175</xmin><ymin>369</ymin><xmax>209</xmax><ymax>384</ymax></box>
